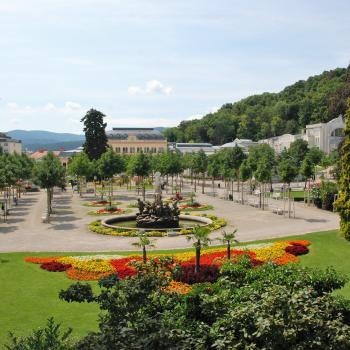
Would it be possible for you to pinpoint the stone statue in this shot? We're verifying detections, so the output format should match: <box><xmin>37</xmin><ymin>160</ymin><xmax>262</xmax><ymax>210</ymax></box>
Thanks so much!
<box><xmin>136</xmin><ymin>196</ymin><xmax>180</xmax><ymax>229</ymax></box>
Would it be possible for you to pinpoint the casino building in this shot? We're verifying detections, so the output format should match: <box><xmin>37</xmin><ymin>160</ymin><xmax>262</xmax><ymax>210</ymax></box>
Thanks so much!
<box><xmin>106</xmin><ymin>128</ymin><xmax>167</xmax><ymax>154</ymax></box>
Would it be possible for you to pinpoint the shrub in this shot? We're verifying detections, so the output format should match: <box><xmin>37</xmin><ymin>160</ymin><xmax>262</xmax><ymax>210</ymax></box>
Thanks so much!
<box><xmin>40</xmin><ymin>262</ymin><xmax>71</xmax><ymax>272</ymax></box>
<box><xmin>175</xmin><ymin>264</ymin><xmax>220</xmax><ymax>284</ymax></box>
<box><xmin>285</xmin><ymin>244</ymin><xmax>309</xmax><ymax>256</ymax></box>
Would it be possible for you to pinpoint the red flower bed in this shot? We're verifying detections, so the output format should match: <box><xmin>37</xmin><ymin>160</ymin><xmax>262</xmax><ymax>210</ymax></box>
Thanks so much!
<box><xmin>176</xmin><ymin>264</ymin><xmax>220</xmax><ymax>284</ymax></box>
<box><xmin>93</xmin><ymin>201</ymin><xmax>108</xmax><ymax>205</ymax></box>
<box><xmin>285</xmin><ymin>245</ymin><xmax>309</xmax><ymax>256</ymax></box>
<box><xmin>110</xmin><ymin>257</ymin><xmax>141</xmax><ymax>279</ymax></box>
<box><xmin>97</xmin><ymin>208</ymin><xmax>123</xmax><ymax>214</ymax></box>
<box><xmin>40</xmin><ymin>261</ymin><xmax>71</xmax><ymax>272</ymax></box>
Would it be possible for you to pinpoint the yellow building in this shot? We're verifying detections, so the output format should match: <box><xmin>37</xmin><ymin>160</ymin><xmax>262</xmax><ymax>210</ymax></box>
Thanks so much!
<box><xmin>106</xmin><ymin>128</ymin><xmax>167</xmax><ymax>154</ymax></box>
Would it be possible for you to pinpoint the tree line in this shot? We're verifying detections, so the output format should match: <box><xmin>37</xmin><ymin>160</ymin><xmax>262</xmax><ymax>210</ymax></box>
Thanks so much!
<box><xmin>164</xmin><ymin>66</ymin><xmax>350</xmax><ymax>145</ymax></box>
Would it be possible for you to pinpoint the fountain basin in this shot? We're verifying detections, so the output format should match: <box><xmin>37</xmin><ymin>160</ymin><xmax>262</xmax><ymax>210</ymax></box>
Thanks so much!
<box><xmin>102</xmin><ymin>214</ymin><xmax>213</xmax><ymax>232</ymax></box>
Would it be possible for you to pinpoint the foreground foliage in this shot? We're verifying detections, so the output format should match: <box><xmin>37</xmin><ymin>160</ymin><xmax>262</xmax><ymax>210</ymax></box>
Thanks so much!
<box><xmin>11</xmin><ymin>255</ymin><xmax>350</xmax><ymax>349</ymax></box>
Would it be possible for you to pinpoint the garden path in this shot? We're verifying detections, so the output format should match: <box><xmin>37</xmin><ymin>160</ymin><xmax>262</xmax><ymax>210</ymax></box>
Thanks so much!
<box><xmin>0</xmin><ymin>185</ymin><xmax>339</xmax><ymax>252</ymax></box>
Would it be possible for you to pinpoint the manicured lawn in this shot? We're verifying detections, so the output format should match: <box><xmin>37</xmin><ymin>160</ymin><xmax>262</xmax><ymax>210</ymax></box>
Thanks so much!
<box><xmin>1</xmin><ymin>229</ymin><xmax>350</xmax><ymax>346</ymax></box>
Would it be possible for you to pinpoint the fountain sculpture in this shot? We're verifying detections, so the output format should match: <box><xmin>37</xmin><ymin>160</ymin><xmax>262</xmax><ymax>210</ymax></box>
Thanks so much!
<box><xmin>136</xmin><ymin>172</ymin><xmax>180</xmax><ymax>229</ymax></box>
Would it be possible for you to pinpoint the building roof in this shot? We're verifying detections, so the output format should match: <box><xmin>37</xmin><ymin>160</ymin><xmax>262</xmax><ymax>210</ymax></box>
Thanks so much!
<box><xmin>176</xmin><ymin>143</ymin><xmax>213</xmax><ymax>148</ymax></box>
<box><xmin>29</xmin><ymin>150</ymin><xmax>61</xmax><ymax>160</ymax></box>
<box><xmin>0</xmin><ymin>132</ymin><xmax>21</xmax><ymax>143</ymax></box>
<box><xmin>107</xmin><ymin>128</ymin><xmax>165</xmax><ymax>141</ymax></box>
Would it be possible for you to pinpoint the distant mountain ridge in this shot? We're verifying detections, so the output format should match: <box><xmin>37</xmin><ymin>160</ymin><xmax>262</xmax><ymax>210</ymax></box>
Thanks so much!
<box><xmin>5</xmin><ymin>128</ymin><xmax>167</xmax><ymax>151</ymax></box>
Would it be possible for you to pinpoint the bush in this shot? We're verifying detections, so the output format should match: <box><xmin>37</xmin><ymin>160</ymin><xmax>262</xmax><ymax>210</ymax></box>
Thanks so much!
<box><xmin>320</xmin><ymin>180</ymin><xmax>338</xmax><ymax>211</ymax></box>
<box><xmin>175</xmin><ymin>264</ymin><xmax>220</xmax><ymax>284</ymax></box>
<box><xmin>5</xmin><ymin>318</ymin><xmax>73</xmax><ymax>350</ymax></box>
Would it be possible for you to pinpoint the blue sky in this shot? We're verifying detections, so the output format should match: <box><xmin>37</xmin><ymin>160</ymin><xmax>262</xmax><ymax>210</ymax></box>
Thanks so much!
<box><xmin>1</xmin><ymin>0</ymin><xmax>349</xmax><ymax>133</ymax></box>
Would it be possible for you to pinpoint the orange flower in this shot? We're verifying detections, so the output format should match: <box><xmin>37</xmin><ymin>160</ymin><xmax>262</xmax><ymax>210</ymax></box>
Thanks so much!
<box><xmin>66</xmin><ymin>268</ymin><xmax>114</xmax><ymax>281</ymax></box>
<box><xmin>288</xmin><ymin>240</ymin><xmax>311</xmax><ymax>246</ymax></box>
<box><xmin>272</xmin><ymin>253</ymin><xmax>299</xmax><ymax>265</ymax></box>
<box><xmin>24</xmin><ymin>257</ymin><xmax>61</xmax><ymax>264</ymax></box>
<box><xmin>162</xmin><ymin>281</ymin><xmax>191</xmax><ymax>295</ymax></box>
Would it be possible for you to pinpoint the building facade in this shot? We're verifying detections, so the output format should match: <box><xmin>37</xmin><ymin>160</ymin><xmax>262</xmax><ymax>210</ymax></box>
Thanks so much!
<box><xmin>106</xmin><ymin>128</ymin><xmax>167</xmax><ymax>154</ymax></box>
<box><xmin>0</xmin><ymin>133</ymin><xmax>22</xmax><ymax>154</ymax></box>
<box><xmin>259</xmin><ymin>116</ymin><xmax>345</xmax><ymax>154</ymax></box>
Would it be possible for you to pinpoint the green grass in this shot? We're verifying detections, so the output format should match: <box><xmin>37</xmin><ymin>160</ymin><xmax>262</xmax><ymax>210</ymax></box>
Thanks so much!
<box><xmin>1</xmin><ymin>230</ymin><xmax>350</xmax><ymax>345</ymax></box>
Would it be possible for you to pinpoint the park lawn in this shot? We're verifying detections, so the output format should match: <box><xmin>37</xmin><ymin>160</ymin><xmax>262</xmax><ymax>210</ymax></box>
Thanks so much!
<box><xmin>1</xmin><ymin>229</ymin><xmax>350</xmax><ymax>346</ymax></box>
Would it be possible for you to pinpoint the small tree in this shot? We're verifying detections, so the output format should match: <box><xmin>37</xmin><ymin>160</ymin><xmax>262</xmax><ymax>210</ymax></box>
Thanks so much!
<box><xmin>335</xmin><ymin>98</ymin><xmax>350</xmax><ymax>240</ymax></box>
<box><xmin>193</xmin><ymin>150</ymin><xmax>208</xmax><ymax>194</ymax></box>
<box><xmin>218</xmin><ymin>230</ymin><xmax>238</xmax><ymax>259</ymax></box>
<box><xmin>186</xmin><ymin>226</ymin><xmax>211</xmax><ymax>273</ymax></box>
<box><xmin>81</xmin><ymin>109</ymin><xmax>108</xmax><ymax>160</ymax></box>
<box><xmin>132</xmin><ymin>233</ymin><xmax>155</xmax><ymax>263</ymax></box>
<box><xmin>127</xmin><ymin>152</ymin><xmax>151</xmax><ymax>201</ymax></box>
<box><xmin>32</xmin><ymin>152</ymin><xmax>65</xmax><ymax>222</ymax></box>
<box><xmin>67</xmin><ymin>152</ymin><xmax>92</xmax><ymax>196</ymax></box>
<box><xmin>97</xmin><ymin>148</ymin><xmax>125</xmax><ymax>204</ymax></box>
<box><xmin>207</xmin><ymin>153</ymin><xmax>221</xmax><ymax>196</ymax></box>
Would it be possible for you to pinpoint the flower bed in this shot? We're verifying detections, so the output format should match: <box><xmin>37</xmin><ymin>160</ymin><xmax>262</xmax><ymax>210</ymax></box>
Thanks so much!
<box><xmin>87</xmin><ymin>208</ymin><xmax>132</xmax><ymax>216</ymax></box>
<box><xmin>179</xmin><ymin>204</ymin><xmax>214</xmax><ymax>212</ymax></box>
<box><xmin>25</xmin><ymin>239</ymin><xmax>310</xmax><ymax>288</ymax></box>
<box><xmin>88</xmin><ymin>214</ymin><xmax>226</xmax><ymax>237</ymax></box>
<box><xmin>83</xmin><ymin>201</ymin><xmax>122</xmax><ymax>207</ymax></box>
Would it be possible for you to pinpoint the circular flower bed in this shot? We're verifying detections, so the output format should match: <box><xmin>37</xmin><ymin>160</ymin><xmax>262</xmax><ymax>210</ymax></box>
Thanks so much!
<box><xmin>285</xmin><ymin>244</ymin><xmax>309</xmax><ymax>256</ymax></box>
<box><xmin>83</xmin><ymin>201</ymin><xmax>122</xmax><ymax>207</ymax></box>
<box><xmin>88</xmin><ymin>214</ymin><xmax>226</xmax><ymax>237</ymax></box>
<box><xmin>87</xmin><ymin>208</ymin><xmax>132</xmax><ymax>216</ymax></box>
<box><xmin>25</xmin><ymin>239</ymin><xmax>311</xmax><ymax>288</ymax></box>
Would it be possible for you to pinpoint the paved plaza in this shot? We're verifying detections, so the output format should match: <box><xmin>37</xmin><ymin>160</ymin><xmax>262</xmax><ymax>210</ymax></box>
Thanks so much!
<box><xmin>0</xmin><ymin>185</ymin><xmax>339</xmax><ymax>252</ymax></box>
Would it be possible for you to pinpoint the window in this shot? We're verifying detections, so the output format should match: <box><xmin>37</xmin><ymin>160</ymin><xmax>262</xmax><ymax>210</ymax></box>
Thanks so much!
<box><xmin>144</xmin><ymin>147</ymin><xmax>150</xmax><ymax>153</ymax></box>
<box><xmin>115</xmin><ymin>147</ymin><xmax>121</xmax><ymax>153</ymax></box>
<box><xmin>122</xmin><ymin>147</ymin><xmax>128</xmax><ymax>153</ymax></box>
<box><xmin>129</xmin><ymin>147</ymin><xmax>135</xmax><ymax>154</ymax></box>
<box><xmin>137</xmin><ymin>147</ymin><xmax>142</xmax><ymax>153</ymax></box>
<box><xmin>331</xmin><ymin>128</ymin><xmax>343</xmax><ymax>137</ymax></box>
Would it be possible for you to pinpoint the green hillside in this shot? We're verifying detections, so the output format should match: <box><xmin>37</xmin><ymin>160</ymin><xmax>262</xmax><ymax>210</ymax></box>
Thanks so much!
<box><xmin>164</xmin><ymin>66</ymin><xmax>350</xmax><ymax>145</ymax></box>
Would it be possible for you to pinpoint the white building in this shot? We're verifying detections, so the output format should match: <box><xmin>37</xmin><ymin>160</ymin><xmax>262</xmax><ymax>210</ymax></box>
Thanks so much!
<box><xmin>221</xmin><ymin>138</ymin><xmax>258</xmax><ymax>154</ymax></box>
<box><xmin>259</xmin><ymin>116</ymin><xmax>345</xmax><ymax>154</ymax></box>
<box><xmin>173</xmin><ymin>143</ymin><xmax>216</xmax><ymax>155</ymax></box>
<box><xmin>305</xmin><ymin>115</ymin><xmax>344</xmax><ymax>154</ymax></box>
<box><xmin>0</xmin><ymin>133</ymin><xmax>22</xmax><ymax>154</ymax></box>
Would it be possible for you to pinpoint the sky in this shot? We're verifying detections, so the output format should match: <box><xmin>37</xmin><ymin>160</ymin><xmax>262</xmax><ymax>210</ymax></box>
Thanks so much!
<box><xmin>0</xmin><ymin>0</ymin><xmax>349</xmax><ymax>134</ymax></box>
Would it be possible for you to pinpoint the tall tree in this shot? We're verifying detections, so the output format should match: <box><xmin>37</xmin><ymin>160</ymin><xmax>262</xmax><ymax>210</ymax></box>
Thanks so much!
<box><xmin>288</xmin><ymin>139</ymin><xmax>309</xmax><ymax>167</ymax></box>
<box><xmin>335</xmin><ymin>98</ymin><xmax>350</xmax><ymax>240</ymax></box>
<box><xmin>81</xmin><ymin>109</ymin><xmax>108</xmax><ymax>160</ymax></box>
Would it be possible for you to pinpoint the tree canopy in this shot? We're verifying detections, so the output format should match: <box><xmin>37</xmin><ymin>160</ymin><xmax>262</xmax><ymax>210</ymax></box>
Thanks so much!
<box><xmin>163</xmin><ymin>66</ymin><xmax>350</xmax><ymax>145</ymax></box>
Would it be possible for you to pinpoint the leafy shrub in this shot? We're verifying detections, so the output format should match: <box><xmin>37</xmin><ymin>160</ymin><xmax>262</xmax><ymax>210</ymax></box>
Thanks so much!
<box><xmin>175</xmin><ymin>264</ymin><xmax>220</xmax><ymax>284</ymax></box>
<box><xmin>285</xmin><ymin>244</ymin><xmax>309</xmax><ymax>256</ymax></box>
<box><xmin>5</xmin><ymin>318</ymin><xmax>73</xmax><ymax>350</ymax></box>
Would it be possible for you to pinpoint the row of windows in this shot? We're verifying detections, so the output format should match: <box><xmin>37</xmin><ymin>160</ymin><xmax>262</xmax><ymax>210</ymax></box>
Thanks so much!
<box><xmin>115</xmin><ymin>147</ymin><xmax>165</xmax><ymax>154</ymax></box>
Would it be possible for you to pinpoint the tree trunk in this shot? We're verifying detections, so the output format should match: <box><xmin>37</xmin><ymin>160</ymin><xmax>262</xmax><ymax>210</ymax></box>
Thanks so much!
<box><xmin>46</xmin><ymin>189</ymin><xmax>51</xmax><ymax>222</ymax></box>
<box><xmin>171</xmin><ymin>175</ymin><xmax>174</xmax><ymax>194</ymax></box>
<box><xmin>195</xmin><ymin>244</ymin><xmax>201</xmax><ymax>273</ymax></box>
<box><xmin>194</xmin><ymin>175</ymin><xmax>197</xmax><ymax>192</ymax></box>
<box><xmin>212</xmin><ymin>177</ymin><xmax>215</xmax><ymax>197</ymax></box>
<box><xmin>236</xmin><ymin>170</ymin><xmax>240</xmax><ymax>192</ymax></box>
<box><xmin>143</xmin><ymin>246</ymin><xmax>147</xmax><ymax>263</ymax></box>
<box><xmin>202</xmin><ymin>173</ymin><xmax>205</xmax><ymax>194</ymax></box>
<box><xmin>227</xmin><ymin>242</ymin><xmax>231</xmax><ymax>260</ymax></box>
<box><xmin>142</xmin><ymin>177</ymin><xmax>146</xmax><ymax>201</ymax></box>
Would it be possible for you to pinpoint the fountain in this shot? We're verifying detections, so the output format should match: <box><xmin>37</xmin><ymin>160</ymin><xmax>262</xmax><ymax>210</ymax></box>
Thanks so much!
<box><xmin>102</xmin><ymin>172</ymin><xmax>213</xmax><ymax>234</ymax></box>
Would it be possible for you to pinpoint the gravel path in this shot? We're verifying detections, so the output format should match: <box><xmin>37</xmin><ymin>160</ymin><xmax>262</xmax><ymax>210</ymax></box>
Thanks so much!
<box><xmin>0</xmin><ymin>185</ymin><xmax>339</xmax><ymax>253</ymax></box>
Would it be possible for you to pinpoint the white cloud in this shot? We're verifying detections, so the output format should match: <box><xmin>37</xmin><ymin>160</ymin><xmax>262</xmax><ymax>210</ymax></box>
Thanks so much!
<box><xmin>128</xmin><ymin>80</ymin><xmax>173</xmax><ymax>96</ymax></box>
<box><xmin>5</xmin><ymin>101</ymin><xmax>83</xmax><ymax>115</ymax></box>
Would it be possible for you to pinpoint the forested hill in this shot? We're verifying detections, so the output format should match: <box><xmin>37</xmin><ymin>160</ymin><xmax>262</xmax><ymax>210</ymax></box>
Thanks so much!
<box><xmin>164</xmin><ymin>66</ymin><xmax>350</xmax><ymax>145</ymax></box>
